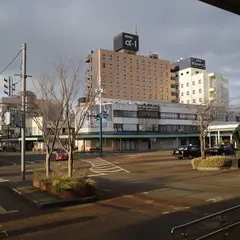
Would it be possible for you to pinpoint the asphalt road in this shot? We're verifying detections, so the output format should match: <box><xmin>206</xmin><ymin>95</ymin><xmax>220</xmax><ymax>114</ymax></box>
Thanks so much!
<box><xmin>1</xmin><ymin>152</ymin><xmax>240</xmax><ymax>239</ymax></box>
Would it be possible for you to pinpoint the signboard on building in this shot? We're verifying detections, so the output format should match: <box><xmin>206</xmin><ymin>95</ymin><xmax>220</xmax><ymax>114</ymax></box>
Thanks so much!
<box><xmin>190</xmin><ymin>57</ymin><xmax>206</xmax><ymax>70</ymax></box>
<box><xmin>114</xmin><ymin>32</ymin><xmax>139</xmax><ymax>52</ymax></box>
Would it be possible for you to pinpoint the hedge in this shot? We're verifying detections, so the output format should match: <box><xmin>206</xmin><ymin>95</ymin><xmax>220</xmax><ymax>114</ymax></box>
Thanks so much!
<box><xmin>191</xmin><ymin>156</ymin><xmax>232</xmax><ymax>169</ymax></box>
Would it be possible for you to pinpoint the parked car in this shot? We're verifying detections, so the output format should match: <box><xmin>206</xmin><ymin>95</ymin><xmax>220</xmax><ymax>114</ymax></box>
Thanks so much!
<box><xmin>205</xmin><ymin>144</ymin><xmax>235</xmax><ymax>156</ymax></box>
<box><xmin>56</xmin><ymin>149</ymin><xmax>68</xmax><ymax>161</ymax></box>
<box><xmin>172</xmin><ymin>145</ymin><xmax>201</xmax><ymax>159</ymax></box>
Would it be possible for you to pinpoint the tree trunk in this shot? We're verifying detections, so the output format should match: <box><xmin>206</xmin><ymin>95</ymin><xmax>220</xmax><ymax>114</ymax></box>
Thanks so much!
<box><xmin>200</xmin><ymin>134</ymin><xmax>205</xmax><ymax>159</ymax></box>
<box><xmin>45</xmin><ymin>150</ymin><xmax>51</xmax><ymax>177</ymax></box>
<box><xmin>68</xmin><ymin>146</ymin><xmax>73</xmax><ymax>177</ymax></box>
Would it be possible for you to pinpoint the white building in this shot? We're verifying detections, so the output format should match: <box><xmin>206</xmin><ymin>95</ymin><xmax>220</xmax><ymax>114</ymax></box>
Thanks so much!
<box><xmin>75</xmin><ymin>98</ymin><xmax>240</xmax><ymax>152</ymax></box>
<box><xmin>173</xmin><ymin>57</ymin><xmax>229</xmax><ymax>108</ymax></box>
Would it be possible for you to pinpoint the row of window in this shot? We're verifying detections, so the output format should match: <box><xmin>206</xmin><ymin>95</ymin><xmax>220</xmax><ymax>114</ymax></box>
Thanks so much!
<box><xmin>102</xmin><ymin>82</ymin><xmax>169</xmax><ymax>92</ymax></box>
<box><xmin>113</xmin><ymin>110</ymin><xmax>240</xmax><ymax>122</ymax></box>
<box><xmin>180</xmin><ymin>89</ymin><xmax>202</xmax><ymax>96</ymax></box>
<box><xmin>102</xmin><ymin>63</ymin><xmax>169</xmax><ymax>76</ymax></box>
<box><xmin>180</xmin><ymin>79</ymin><xmax>202</xmax><ymax>87</ymax></box>
<box><xmin>181</xmin><ymin>99</ymin><xmax>202</xmax><ymax>104</ymax></box>
<box><xmin>114</xmin><ymin>124</ymin><xmax>200</xmax><ymax>133</ymax></box>
<box><xmin>177</xmin><ymin>71</ymin><xmax>200</xmax><ymax>77</ymax></box>
<box><xmin>102</xmin><ymin>54</ymin><xmax>169</xmax><ymax>68</ymax></box>
<box><xmin>109</xmin><ymin>92</ymin><xmax>169</xmax><ymax>100</ymax></box>
<box><xmin>102</xmin><ymin>73</ymin><xmax>170</xmax><ymax>84</ymax></box>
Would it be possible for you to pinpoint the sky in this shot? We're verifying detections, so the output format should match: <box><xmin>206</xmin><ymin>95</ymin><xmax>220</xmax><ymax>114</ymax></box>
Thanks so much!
<box><xmin>0</xmin><ymin>0</ymin><xmax>239</xmax><ymax>104</ymax></box>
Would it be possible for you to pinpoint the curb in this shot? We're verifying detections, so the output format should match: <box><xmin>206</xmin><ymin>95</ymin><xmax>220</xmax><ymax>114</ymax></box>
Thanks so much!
<box><xmin>197</xmin><ymin>167</ymin><xmax>232</xmax><ymax>171</ymax></box>
<box><xmin>4</xmin><ymin>182</ymin><xmax>98</xmax><ymax>209</ymax></box>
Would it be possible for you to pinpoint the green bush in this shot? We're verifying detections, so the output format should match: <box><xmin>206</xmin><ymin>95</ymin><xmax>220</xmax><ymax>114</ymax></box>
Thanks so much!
<box><xmin>191</xmin><ymin>156</ymin><xmax>232</xmax><ymax>169</ymax></box>
<box><xmin>236</xmin><ymin>150</ymin><xmax>240</xmax><ymax>159</ymax></box>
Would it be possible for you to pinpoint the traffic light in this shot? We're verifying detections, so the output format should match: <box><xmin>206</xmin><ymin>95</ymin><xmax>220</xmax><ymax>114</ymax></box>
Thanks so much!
<box><xmin>4</xmin><ymin>78</ymin><xmax>10</xmax><ymax>97</ymax></box>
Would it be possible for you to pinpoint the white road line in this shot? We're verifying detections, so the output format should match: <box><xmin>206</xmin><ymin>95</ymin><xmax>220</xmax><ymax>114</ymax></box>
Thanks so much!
<box><xmin>0</xmin><ymin>178</ymin><xmax>9</xmax><ymax>183</ymax></box>
<box><xmin>4</xmin><ymin>160</ymin><xmax>16</xmax><ymax>166</ymax></box>
<box><xmin>84</xmin><ymin>158</ymin><xmax>129</xmax><ymax>175</ymax></box>
<box><xmin>206</xmin><ymin>196</ymin><xmax>223</xmax><ymax>203</ymax></box>
<box><xmin>0</xmin><ymin>206</ymin><xmax>7</xmax><ymax>213</ymax></box>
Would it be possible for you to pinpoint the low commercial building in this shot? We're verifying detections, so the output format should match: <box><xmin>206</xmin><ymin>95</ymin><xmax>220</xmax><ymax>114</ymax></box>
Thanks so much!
<box><xmin>75</xmin><ymin>99</ymin><xmax>240</xmax><ymax>152</ymax></box>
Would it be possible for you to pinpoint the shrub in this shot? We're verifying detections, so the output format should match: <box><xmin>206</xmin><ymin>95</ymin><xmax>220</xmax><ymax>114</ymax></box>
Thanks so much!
<box><xmin>192</xmin><ymin>156</ymin><xmax>232</xmax><ymax>169</ymax></box>
<box><xmin>191</xmin><ymin>158</ymin><xmax>202</xmax><ymax>169</ymax></box>
<box><xmin>236</xmin><ymin>150</ymin><xmax>240</xmax><ymax>159</ymax></box>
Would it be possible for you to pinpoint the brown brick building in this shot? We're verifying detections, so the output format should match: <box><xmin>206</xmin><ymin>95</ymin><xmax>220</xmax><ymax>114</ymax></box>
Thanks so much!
<box><xmin>85</xmin><ymin>32</ymin><xmax>177</xmax><ymax>103</ymax></box>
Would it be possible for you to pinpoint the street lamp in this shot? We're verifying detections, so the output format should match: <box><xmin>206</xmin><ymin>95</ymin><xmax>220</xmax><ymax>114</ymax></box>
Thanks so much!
<box><xmin>95</xmin><ymin>88</ymin><xmax>104</xmax><ymax>156</ymax></box>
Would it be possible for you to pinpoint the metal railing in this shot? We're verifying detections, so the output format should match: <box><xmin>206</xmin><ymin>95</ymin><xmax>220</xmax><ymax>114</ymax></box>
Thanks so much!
<box><xmin>171</xmin><ymin>204</ymin><xmax>240</xmax><ymax>239</ymax></box>
<box><xmin>195</xmin><ymin>220</ymin><xmax>240</xmax><ymax>240</ymax></box>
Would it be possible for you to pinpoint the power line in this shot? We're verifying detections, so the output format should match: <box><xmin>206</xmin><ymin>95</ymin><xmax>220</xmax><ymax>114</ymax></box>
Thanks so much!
<box><xmin>0</xmin><ymin>49</ymin><xmax>22</xmax><ymax>75</ymax></box>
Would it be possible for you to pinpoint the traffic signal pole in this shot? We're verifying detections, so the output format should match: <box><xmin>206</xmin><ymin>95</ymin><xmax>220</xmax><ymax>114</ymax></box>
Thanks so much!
<box><xmin>21</xmin><ymin>43</ymin><xmax>27</xmax><ymax>181</ymax></box>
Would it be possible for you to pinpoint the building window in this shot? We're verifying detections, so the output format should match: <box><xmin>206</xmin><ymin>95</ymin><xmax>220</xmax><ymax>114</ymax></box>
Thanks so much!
<box><xmin>130</xmin><ymin>58</ymin><xmax>132</xmax><ymax>64</ymax></box>
<box><xmin>123</xmin><ymin>92</ymin><xmax>126</xmax><ymax>97</ymax></box>
<box><xmin>136</xmin><ymin>59</ymin><xmax>138</xmax><ymax>64</ymax></box>
<box><xmin>187</xmin><ymin>100</ymin><xmax>190</xmax><ymax>104</ymax></box>
<box><xmin>123</xmin><ymin>66</ymin><xmax>126</xmax><ymax>71</ymax></box>
<box><xmin>187</xmin><ymin>91</ymin><xmax>189</xmax><ymax>95</ymax></box>
<box><xmin>161</xmin><ymin>87</ymin><xmax>163</xmax><ymax>92</ymax></box>
<box><xmin>116</xmin><ymin>82</ymin><xmax>120</xmax><ymax>87</ymax></box>
<box><xmin>117</xmin><ymin>91</ymin><xmax>120</xmax><ymax>96</ymax></box>
<box><xmin>124</xmin><ymin>83</ymin><xmax>126</xmax><ymax>88</ymax></box>
<box><xmin>137</xmin><ymin>76</ymin><xmax>139</xmax><ymax>81</ymax></box>
<box><xmin>110</xmin><ymin>82</ymin><xmax>113</xmax><ymax>86</ymax></box>
<box><xmin>124</xmin><ymin>74</ymin><xmax>126</xmax><ymax>79</ymax></box>
<box><xmin>142</xmin><ymin>69</ymin><xmax>145</xmax><ymax>73</ymax></box>
<box><xmin>110</xmin><ymin>64</ymin><xmax>112</xmax><ymax>69</ymax></box>
<box><xmin>102</xmin><ymin>54</ymin><xmax>106</xmax><ymax>59</ymax></box>
<box><xmin>130</xmin><ymin>92</ymin><xmax>133</xmax><ymax>97</ymax></box>
<box><xmin>130</xmin><ymin>75</ymin><xmax>132</xmax><ymax>80</ymax></box>
<box><xmin>199</xmin><ymin>79</ymin><xmax>202</xmax><ymax>84</ymax></box>
<box><xmin>137</xmin><ymin>93</ymin><xmax>139</xmax><ymax>98</ymax></box>
<box><xmin>166</xmin><ymin>96</ymin><xmax>168</xmax><ymax>100</ymax></box>
<box><xmin>137</xmin><ymin>84</ymin><xmax>139</xmax><ymax>89</ymax></box>
<box><xmin>193</xmin><ymin>90</ymin><xmax>195</xmax><ymax>94</ymax></box>
<box><xmin>142</xmin><ymin>60</ymin><xmax>145</xmax><ymax>65</ymax></box>
<box><xmin>161</xmin><ymin>95</ymin><xmax>163</xmax><ymax>100</ymax></box>
<box><xmin>109</xmin><ymin>55</ymin><xmax>112</xmax><ymax>60</ymax></box>
<box><xmin>149</xmin><ymin>78</ymin><xmax>151</xmax><ymax>82</ymax></box>
<box><xmin>166</xmin><ymin>88</ymin><xmax>168</xmax><ymax>92</ymax></box>
<box><xmin>166</xmin><ymin>72</ymin><xmax>168</xmax><ymax>77</ymax></box>
<box><xmin>196</xmin><ymin>71</ymin><xmax>199</xmax><ymax>74</ymax></box>
<box><xmin>199</xmin><ymin>89</ymin><xmax>202</xmax><ymax>93</ymax></box>
<box><xmin>110</xmin><ymin>73</ymin><xmax>113</xmax><ymax>78</ymax></box>
<box><xmin>143</xmin><ymin>85</ymin><xmax>146</xmax><ymax>90</ymax></box>
<box><xmin>148</xmin><ymin>70</ymin><xmax>151</xmax><ymax>74</ymax></box>
<box><xmin>199</xmin><ymin>98</ymin><xmax>202</xmax><ymax>102</ymax></box>
<box><xmin>160</xmin><ymin>64</ymin><xmax>162</xmax><ymax>68</ymax></box>
<box><xmin>117</xmin><ymin>74</ymin><xmax>120</xmax><ymax>79</ymax></box>
<box><xmin>102</xmin><ymin>63</ymin><xmax>106</xmax><ymax>68</ymax></box>
<box><xmin>186</xmin><ymin>82</ymin><xmax>189</xmax><ymax>87</ymax></box>
<box><xmin>130</xmin><ymin>84</ymin><xmax>133</xmax><ymax>89</ymax></box>
<box><xmin>110</xmin><ymin>90</ymin><xmax>113</xmax><ymax>96</ymax></box>
<box><xmin>193</xmin><ymin>99</ymin><xmax>196</xmax><ymax>103</ymax></box>
<box><xmin>192</xmin><ymin>81</ymin><xmax>195</xmax><ymax>85</ymax></box>
<box><xmin>181</xmin><ymin>101</ymin><xmax>184</xmax><ymax>103</ymax></box>
<box><xmin>117</xmin><ymin>65</ymin><xmax>119</xmax><ymax>70</ymax></box>
<box><xmin>117</xmin><ymin>56</ymin><xmax>119</xmax><ymax>61</ymax></box>
<box><xmin>181</xmin><ymin>84</ymin><xmax>184</xmax><ymax>88</ymax></box>
<box><xmin>166</xmin><ymin>80</ymin><xmax>168</xmax><ymax>84</ymax></box>
<box><xmin>181</xmin><ymin>92</ymin><xmax>183</xmax><ymax>96</ymax></box>
<box><xmin>160</xmin><ymin>71</ymin><xmax>163</xmax><ymax>76</ymax></box>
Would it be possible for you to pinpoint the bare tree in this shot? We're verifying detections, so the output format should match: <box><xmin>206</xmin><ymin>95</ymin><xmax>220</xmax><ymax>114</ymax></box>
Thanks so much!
<box><xmin>45</xmin><ymin>59</ymin><xmax>97</xmax><ymax>177</ymax></box>
<box><xmin>188</xmin><ymin>97</ymin><xmax>227</xmax><ymax>158</ymax></box>
<box><xmin>29</xmin><ymin>77</ymin><xmax>65</xmax><ymax>177</ymax></box>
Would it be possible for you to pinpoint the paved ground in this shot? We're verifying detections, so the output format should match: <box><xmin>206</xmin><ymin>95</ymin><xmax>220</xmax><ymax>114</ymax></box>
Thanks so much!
<box><xmin>1</xmin><ymin>151</ymin><xmax>240</xmax><ymax>239</ymax></box>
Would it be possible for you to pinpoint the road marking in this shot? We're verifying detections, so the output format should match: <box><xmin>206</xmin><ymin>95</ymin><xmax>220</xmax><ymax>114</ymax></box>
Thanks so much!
<box><xmin>0</xmin><ymin>224</ymin><xmax>8</xmax><ymax>238</ymax></box>
<box><xmin>206</xmin><ymin>196</ymin><xmax>223</xmax><ymax>203</ymax></box>
<box><xmin>4</xmin><ymin>160</ymin><xmax>16</xmax><ymax>166</ymax></box>
<box><xmin>84</xmin><ymin>158</ymin><xmax>129</xmax><ymax>176</ymax></box>
<box><xmin>0</xmin><ymin>178</ymin><xmax>9</xmax><ymax>183</ymax></box>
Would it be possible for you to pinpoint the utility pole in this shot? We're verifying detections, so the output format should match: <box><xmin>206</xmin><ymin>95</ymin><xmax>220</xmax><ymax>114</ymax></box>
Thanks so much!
<box><xmin>95</xmin><ymin>88</ymin><xmax>104</xmax><ymax>156</ymax></box>
<box><xmin>21</xmin><ymin>43</ymin><xmax>27</xmax><ymax>181</ymax></box>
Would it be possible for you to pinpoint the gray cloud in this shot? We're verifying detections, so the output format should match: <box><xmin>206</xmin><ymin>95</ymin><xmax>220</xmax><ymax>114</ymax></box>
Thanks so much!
<box><xmin>0</xmin><ymin>0</ymin><xmax>239</xmax><ymax>101</ymax></box>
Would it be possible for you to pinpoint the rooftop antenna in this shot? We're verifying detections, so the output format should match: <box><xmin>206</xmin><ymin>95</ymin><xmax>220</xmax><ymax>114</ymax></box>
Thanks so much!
<box><xmin>135</xmin><ymin>24</ymin><xmax>138</xmax><ymax>35</ymax></box>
